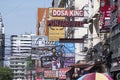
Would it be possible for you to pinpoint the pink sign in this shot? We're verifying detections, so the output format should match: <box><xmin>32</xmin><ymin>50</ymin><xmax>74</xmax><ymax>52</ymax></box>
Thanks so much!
<box><xmin>59</xmin><ymin>68</ymin><xmax>71</xmax><ymax>79</ymax></box>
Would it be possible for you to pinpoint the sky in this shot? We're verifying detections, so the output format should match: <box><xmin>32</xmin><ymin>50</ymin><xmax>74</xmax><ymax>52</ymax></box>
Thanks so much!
<box><xmin>0</xmin><ymin>0</ymin><xmax>52</xmax><ymax>36</ymax></box>
<box><xmin>0</xmin><ymin>0</ymin><xmax>52</xmax><ymax>66</ymax></box>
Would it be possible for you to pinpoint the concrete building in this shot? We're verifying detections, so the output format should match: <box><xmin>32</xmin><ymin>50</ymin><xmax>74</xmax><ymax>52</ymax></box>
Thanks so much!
<box><xmin>10</xmin><ymin>54</ymin><xmax>26</xmax><ymax>80</ymax></box>
<box><xmin>0</xmin><ymin>13</ymin><xmax>5</xmax><ymax>67</ymax></box>
<box><xmin>10</xmin><ymin>34</ymin><xmax>34</xmax><ymax>80</ymax></box>
<box><xmin>109</xmin><ymin>0</ymin><xmax>120</xmax><ymax>79</ymax></box>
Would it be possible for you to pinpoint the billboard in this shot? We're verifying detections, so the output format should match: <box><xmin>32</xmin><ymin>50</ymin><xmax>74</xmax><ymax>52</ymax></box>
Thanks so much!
<box><xmin>44</xmin><ymin>70</ymin><xmax>58</xmax><ymax>78</ymax></box>
<box><xmin>56</xmin><ymin>57</ymin><xmax>75</xmax><ymax>68</ymax></box>
<box><xmin>48</xmin><ymin>8</ymin><xmax>65</xmax><ymax>41</ymax></box>
<box><xmin>36</xmin><ymin>8</ymin><xmax>49</xmax><ymax>36</ymax></box>
<box><xmin>99</xmin><ymin>0</ymin><xmax>111</xmax><ymax>33</ymax></box>
<box><xmin>26</xmin><ymin>71</ymin><xmax>31</xmax><ymax>80</ymax></box>
<box><xmin>118</xmin><ymin>0</ymin><xmax>120</xmax><ymax>23</ymax></box>
<box><xmin>55</xmin><ymin>41</ymin><xmax>75</xmax><ymax>56</ymax></box>
<box><xmin>52</xmin><ymin>9</ymin><xmax>84</xmax><ymax>17</ymax></box>
<box><xmin>59</xmin><ymin>68</ymin><xmax>71</xmax><ymax>79</ymax></box>
<box><xmin>36</xmin><ymin>67</ymin><xmax>43</xmax><ymax>80</ymax></box>
<box><xmin>64</xmin><ymin>57</ymin><xmax>75</xmax><ymax>68</ymax></box>
<box><xmin>47</xmin><ymin>20</ymin><xmax>83</xmax><ymax>27</ymax></box>
<box><xmin>31</xmin><ymin>36</ymin><xmax>48</xmax><ymax>47</ymax></box>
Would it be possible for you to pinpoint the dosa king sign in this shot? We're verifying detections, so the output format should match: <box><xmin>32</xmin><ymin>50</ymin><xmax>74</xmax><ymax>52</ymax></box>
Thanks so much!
<box><xmin>52</xmin><ymin>9</ymin><xmax>84</xmax><ymax>17</ymax></box>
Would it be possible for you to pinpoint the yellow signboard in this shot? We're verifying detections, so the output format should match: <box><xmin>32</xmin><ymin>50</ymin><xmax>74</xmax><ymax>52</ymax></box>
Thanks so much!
<box><xmin>48</xmin><ymin>8</ymin><xmax>65</xmax><ymax>41</ymax></box>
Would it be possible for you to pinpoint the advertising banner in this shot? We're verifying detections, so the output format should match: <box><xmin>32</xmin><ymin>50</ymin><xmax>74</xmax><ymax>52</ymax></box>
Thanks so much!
<box><xmin>100</xmin><ymin>0</ymin><xmax>111</xmax><ymax>33</ymax></box>
<box><xmin>55</xmin><ymin>57</ymin><xmax>75</xmax><ymax>69</ymax></box>
<box><xmin>37</xmin><ymin>8</ymin><xmax>49</xmax><ymax>36</ymax></box>
<box><xmin>59</xmin><ymin>68</ymin><xmax>71</xmax><ymax>79</ymax></box>
<box><xmin>26</xmin><ymin>71</ymin><xmax>31</xmax><ymax>80</ymax></box>
<box><xmin>47</xmin><ymin>20</ymin><xmax>83</xmax><ymax>27</ymax></box>
<box><xmin>55</xmin><ymin>41</ymin><xmax>75</xmax><ymax>54</ymax></box>
<box><xmin>36</xmin><ymin>67</ymin><xmax>43</xmax><ymax>80</ymax></box>
<box><xmin>44</xmin><ymin>70</ymin><xmax>58</xmax><ymax>78</ymax></box>
<box><xmin>48</xmin><ymin>8</ymin><xmax>65</xmax><ymax>41</ymax></box>
<box><xmin>64</xmin><ymin>57</ymin><xmax>75</xmax><ymax>68</ymax></box>
<box><xmin>31</xmin><ymin>36</ymin><xmax>48</xmax><ymax>47</ymax></box>
<box><xmin>52</xmin><ymin>9</ymin><xmax>84</xmax><ymax>17</ymax></box>
<box><xmin>41</xmin><ymin>56</ymin><xmax>54</xmax><ymax>68</ymax></box>
<box><xmin>118</xmin><ymin>0</ymin><xmax>120</xmax><ymax>23</ymax></box>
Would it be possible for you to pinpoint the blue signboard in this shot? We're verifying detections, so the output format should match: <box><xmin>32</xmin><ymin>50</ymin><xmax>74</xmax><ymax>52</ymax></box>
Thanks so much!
<box><xmin>55</xmin><ymin>41</ymin><xmax>75</xmax><ymax>53</ymax></box>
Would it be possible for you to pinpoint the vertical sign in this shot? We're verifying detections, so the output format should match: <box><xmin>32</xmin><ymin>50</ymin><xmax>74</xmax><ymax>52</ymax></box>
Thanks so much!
<box><xmin>59</xmin><ymin>68</ymin><xmax>70</xmax><ymax>79</ymax></box>
<box><xmin>118</xmin><ymin>0</ymin><xmax>120</xmax><ymax>23</ymax></box>
<box><xmin>100</xmin><ymin>0</ymin><xmax>111</xmax><ymax>33</ymax></box>
<box><xmin>55</xmin><ymin>41</ymin><xmax>75</xmax><ymax>57</ymax></box>
<box><xmin>48</xmin><ymin>8</ymin><xmax>65</xmax><ymax>41</ymax></box>
<box><xmin>37</xmin><ymin>8</ymin><xmax>49</xmax><ymax>36</ymax></box>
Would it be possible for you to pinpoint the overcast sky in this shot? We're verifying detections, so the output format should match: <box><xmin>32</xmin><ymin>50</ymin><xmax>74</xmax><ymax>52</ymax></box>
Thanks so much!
<box><xmin>0</xmin><ymin>0</ymin><xmax>52</xmax><ymax>36</ymax></box>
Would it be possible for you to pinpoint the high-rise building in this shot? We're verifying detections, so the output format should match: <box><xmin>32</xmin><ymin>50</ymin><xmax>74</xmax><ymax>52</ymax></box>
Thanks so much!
<box><xmin>0</xmin><ymin>13</ymin><xmax>5</xmax><ymax>67</ymax></box>
<box><xmin>109</xmin><ymin>0</ymin><xmax>120</xmax><ymax>79</ymax></box>
<box><xmin>11</xmin><ymin>34</ymin><xmax>32</xmax><ymax>55</ymax></box>
<box><xmin>10</xmin><ymin>34</ymin><xmax>33</xmax><ymax>80</ymax></box>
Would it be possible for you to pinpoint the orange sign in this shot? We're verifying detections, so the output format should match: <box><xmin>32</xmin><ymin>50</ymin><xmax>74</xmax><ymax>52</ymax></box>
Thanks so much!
<box><xmin>36</xmin><ymin>8</ymin><xmax>49</xmax><ymax>36</ymax></box>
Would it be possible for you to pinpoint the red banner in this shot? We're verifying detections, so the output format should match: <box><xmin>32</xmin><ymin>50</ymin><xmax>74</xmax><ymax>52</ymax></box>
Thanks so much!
<box><xmin>100</xmin><ymin>0</ymin><xmax>111</xmax><ymax>33</ymax></box>
<box><xmin>44</xmin><ymin>70</ymin><xmax>57</xmax><ymax>78</ymax></box>
<box><xmin>36</xmin><ymin>67</ymin><xmax>43</xmax><ymax>80</ymax></box>
<box><xmin>52</xmin><ymin>9</ymin><xmax>84</xmax><ymax>17</ymax></box>
<box><xmin>59</xmin><ymin>68</ymin><xmax>71</xmax><ymax>79</ymax></box>
<box><xmin>47</xmin><ymin>20</ymin><xmax>84</xmax><ymax>27</ymax></box>
<box><xmin>118</xmin><ymin>0</ymin><xmax>120</xmax><ymax>23</ymax></box>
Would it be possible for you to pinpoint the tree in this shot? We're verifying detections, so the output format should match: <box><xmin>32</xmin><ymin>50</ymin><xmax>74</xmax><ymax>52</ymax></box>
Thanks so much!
<box><xmin>0</xmin><ymin>67</ymin><xmax>13</xmax><ymax>80</ymax></box>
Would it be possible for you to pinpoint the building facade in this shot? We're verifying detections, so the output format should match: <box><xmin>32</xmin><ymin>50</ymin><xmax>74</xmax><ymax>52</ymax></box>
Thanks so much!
<box><xmin>52</xmin><ymin>0</ymin><xmax>101</xmax><ymax>63</ymax></box>
<box><xmin>10</xmin><ymin>34</ymin><xmax>33</xmax><ymax>80</ymax></box>
<box><xmin>0</xmin><ymin>13</ymin><xmax>5</xmax><ymax>67</ymax></box>
<box><xmin>109</xmin><ymin>0</ymin><xmax>120</xmax><ymax>79</ymax></box>
<box><xmin>10</xmin><ymin>54</ymin><xmax>26</xmax><ymax>80</ymax></box>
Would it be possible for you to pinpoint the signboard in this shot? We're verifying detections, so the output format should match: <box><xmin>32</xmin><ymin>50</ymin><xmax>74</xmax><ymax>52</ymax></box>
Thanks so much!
<box><xmin>45</xmin><ymin>41</ymin><xmax>55</xmax><ymax>46</ymax></box>
<box><xmin>48</xmin><ymin>8</ymin><xmax>65</xmax><ymax>41</ymax></box>
<box><xmin>36</xmin><ymin>78</ymin><xmax>42</xmax><ymax>80</ymax></box>
<box><xmin>59</xmin><ymin>68</ymin><xmax>71</xmax><ymax>79</ymax></box>
<box><xmin>37</xmin><ymin>8</ymin><xmax>49</xmax><ymax>36</ymax></box>
<box><xmin>52</xmin><ymin>9</ymin><xmax>84</xmax><ymax>17</ymax></box>
<box><xmin>26</xmin><ymin>71</ymin><xmax>31</xmax><ymax>80</ymax></box>
<box><xmin>44</xmin><ymin>70</ymin><xmax>58</xmax><ymax>78</ymax></box>
<box><xmin>41</xmin><ymin>56</ymin><xmax>57</xmax><ymax>68</ymax></box>
<box><xmin>31</xmin><ymin>36</ymin><xmax>48</xmax><ymax>47</ymax></box>
<box><xmin>47</xmin><ymin>20</ymin><xmax>83</xmax><ymax>27</ymax></box>
<box><xmin>100</xmin><ymin>0</ymin><xmax>111</xmax><ymax>33</ymax></box>
<box><xmin>64</xmin><ymin>57</ymin><xmax>75</xmax><ymax>68</ymax></box>
<box><xmin>118</xmin><ymin>0</ymin><xmax>120</xmax><ymax>23</ymax></box>
<box><xmin>55</xmin><ymin>41</ymin><xmax>75</xmax><ymax>54</ymax></box>
<box><xmin>36</xmin><ymin>67</ymin><xmax>43</xmax><ymax>80</ymax></box>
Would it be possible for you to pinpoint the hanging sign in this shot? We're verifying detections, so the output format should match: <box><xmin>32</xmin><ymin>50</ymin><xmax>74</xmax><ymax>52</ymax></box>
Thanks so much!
<box><xmin>52</xmin><ymin>9</ymin><xmax>84</xmax><ymax>17</ymax></box>
<box><xmin>47</xmin><ymin>20</ymin><xmax>84</xmax><ymax>27</ymax></box>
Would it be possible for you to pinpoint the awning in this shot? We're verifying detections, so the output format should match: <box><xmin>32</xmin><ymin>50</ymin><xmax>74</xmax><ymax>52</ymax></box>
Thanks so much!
<box><xmin>110</xmin><ymin>66</ymin><xmax>120</xmax><ymax>72</ymax></box>
<box><xmin>84</xmin><ymin>65</ymin><xmax>94</xmax><ymax>71</ymax></box>
<box><xmin>69</xmin><ymin>63</ymin><xmax>91</xmax><ymax>68</ymax></box>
